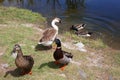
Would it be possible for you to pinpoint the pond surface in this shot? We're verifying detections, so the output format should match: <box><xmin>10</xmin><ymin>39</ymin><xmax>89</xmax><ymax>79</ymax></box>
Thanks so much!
<box><xmin>0</xmin><ymin>0</ymin><xmax>120</xmax><ymax>49</ymax></box>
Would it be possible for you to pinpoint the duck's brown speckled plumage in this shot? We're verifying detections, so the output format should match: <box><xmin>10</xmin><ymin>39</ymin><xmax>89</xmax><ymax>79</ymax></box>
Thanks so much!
<box><xmin>13</xmin><ymin>44</ymin><xmax>34</xmax><ymax>74</ymax></box>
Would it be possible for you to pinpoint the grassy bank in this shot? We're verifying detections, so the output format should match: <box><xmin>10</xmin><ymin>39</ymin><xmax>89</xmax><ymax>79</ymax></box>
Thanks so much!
<box><xmin>0</xmin><ymin>6</ymin><xmax>46</xmax><ymax>26</ymax></box>
<box><xmin>0</xmin><ymin>6</ymin><xmax>120</xmax><ymax>80</ymax></box>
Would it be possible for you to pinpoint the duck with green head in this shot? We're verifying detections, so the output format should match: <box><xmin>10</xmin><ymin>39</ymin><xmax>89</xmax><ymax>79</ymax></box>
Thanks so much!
<box><xmin>53</xmin><ymin>39</ymin><xmax>73</xmax><ymax>70</ymax></box>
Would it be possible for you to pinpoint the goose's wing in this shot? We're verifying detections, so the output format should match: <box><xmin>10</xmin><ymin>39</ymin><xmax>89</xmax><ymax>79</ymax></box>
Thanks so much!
<box><xmin>43</xmin><ymin>28</ymin><xmax>52</xmax><ymax>35</ymax></box>
<box><xmin>40</xmin><ymin>28</ymin><xmax>57</xmax><ymax>42</ymax></box>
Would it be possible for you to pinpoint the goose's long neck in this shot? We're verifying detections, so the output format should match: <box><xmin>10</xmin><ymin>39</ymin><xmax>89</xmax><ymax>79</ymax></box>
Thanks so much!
<box><xmin>51</xmin><ymin>21</ymin><xmax>58</xmax><ymax>31</ymax></box>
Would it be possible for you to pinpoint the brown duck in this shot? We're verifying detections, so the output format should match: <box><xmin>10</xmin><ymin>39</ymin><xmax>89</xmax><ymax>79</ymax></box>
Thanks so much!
<box><xmin>12</xmin><ymin>44</ymin><xmax>34</xmax><ymax>75</ymax></box>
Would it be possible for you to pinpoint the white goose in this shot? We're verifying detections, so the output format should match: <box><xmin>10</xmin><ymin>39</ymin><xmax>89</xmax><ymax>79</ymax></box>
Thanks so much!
<box><xmin>38</xmin><ymin>17</ymin><xmax>61</xmax><ymax>46</ymax></box>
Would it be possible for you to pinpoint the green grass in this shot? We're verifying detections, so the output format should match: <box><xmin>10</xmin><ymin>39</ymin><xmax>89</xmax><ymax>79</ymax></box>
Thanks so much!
<box><xmin>113</xmin><ymin>52</ymin><xmax>120</xmax><ymax>65</ymax></box>
<box><xmin>0</xmin><ymin>6</ymin><xmax>46</xmax><ymax>25</ymax></box>
<box><xmin>0</xmin><ymin>6</ymin><xmax>120</xmax><ymax>80</ymax></box>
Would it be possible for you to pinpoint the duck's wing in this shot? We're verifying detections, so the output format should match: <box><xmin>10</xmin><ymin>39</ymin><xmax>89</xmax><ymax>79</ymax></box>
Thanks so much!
<box><xmin>19</xmin><ymin>55</ymin><xmax>34</xmax><ymax>73</ymax></box>
<box><xmin>23</xmin><ymin>56</ymin><xmax>34</xmax><ymax>66</ymax></box>
<box><xmin>63</xmin><ymin>51</ymin><xmax>73</xmax><ymax>58</ymax></box>
<box><xmin>58</xmin><ymin>51</ymin><xmax>73</xmax><ymax>65</ymax></box>
<box><xmin>40</xmin><ymin>28</ymin><xmax>57</xmax><ymax>42</ymax></box>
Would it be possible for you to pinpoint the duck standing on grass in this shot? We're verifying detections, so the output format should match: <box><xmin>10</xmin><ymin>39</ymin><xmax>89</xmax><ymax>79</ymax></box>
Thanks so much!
<box><xmin>12</xmin><ymin>44</ymin><xmax>34</xmax><ymax>75</ymax></box>
<box><xmin>53</xmin><ymin>39</ymin><xmax>73</xmax><ymax>70</ymax></box>
<box><xmin>38</xmin><ymin>17</ymin><xmax>61</xmax><ymax>47</ymax></box>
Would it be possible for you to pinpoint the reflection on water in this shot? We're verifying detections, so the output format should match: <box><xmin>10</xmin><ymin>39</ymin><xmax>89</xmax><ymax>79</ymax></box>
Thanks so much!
<box><xmin>0</xmin><ymin>0</ymin><xmax>120</xmax><ymax>49</ymax></box>
<box><xmin>66</xmin><ymin>0</ymin><xmax>85</xmax><ymax>9</ymax></box>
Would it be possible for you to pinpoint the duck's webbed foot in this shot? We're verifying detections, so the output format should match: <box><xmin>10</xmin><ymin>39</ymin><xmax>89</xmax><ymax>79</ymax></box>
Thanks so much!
<box><xmin>60</xmin><ymin>64</ymin><xmax>66</xmax><ymax>71</ymax></box>
<box><xmin>28</xmin><ymin>71</ymin><xmax>32</xmax><ymax>75</ymax></box>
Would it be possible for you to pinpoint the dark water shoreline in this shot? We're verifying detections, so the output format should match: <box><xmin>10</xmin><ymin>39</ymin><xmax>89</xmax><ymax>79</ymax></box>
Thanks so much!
<box><xmin>0</xmin><ymin>0</ymin><xmax>120</xmax><ymax>49</ymax></box>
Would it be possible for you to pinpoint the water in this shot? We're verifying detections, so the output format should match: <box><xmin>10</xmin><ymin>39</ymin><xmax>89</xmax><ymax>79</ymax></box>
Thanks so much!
<box><xmin>0</xmin><ymin>0</ymin><xmax>120</xmax><ymax>49</ymax></box>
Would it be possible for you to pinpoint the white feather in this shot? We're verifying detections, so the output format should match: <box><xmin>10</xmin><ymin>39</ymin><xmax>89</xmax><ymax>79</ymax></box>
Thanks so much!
<box><xmin>11</xmin><ymin>52</ymin><xmax>17</xmax><ymax>59</ymax></box>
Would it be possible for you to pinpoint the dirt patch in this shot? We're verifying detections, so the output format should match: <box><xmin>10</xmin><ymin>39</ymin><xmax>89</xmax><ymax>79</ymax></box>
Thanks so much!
<box><xmin>0</xmin><ymin>63</ymin><xmax>9</xmax><ymax>72</ymax></box>
<box><xmin>59</xmin><ymin>39</ymin><xmax>87</xmax><ymax>52</ymax></box>
<box><xmin>0</xmin><ymin>58</ymin><xmax>9</xmax><ymax>75</ymax></box>
<box><xmin>0</xmin><ymin>47</ymin><xmax>7</xmax><ymax>56</ymax></box>
<box><xmin>0</xmin><ymin>24</ymin><xmax>7</xmax><ymax>27</ymax></box>
<box><xmin>86</xmin><ymin>52</ymin><xmax>106</xmax><ymax>68</ymax></box>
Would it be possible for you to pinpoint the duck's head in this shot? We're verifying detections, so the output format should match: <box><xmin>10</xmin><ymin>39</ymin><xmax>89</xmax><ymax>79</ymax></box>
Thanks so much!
<box><xmin>54</xmin><ymin>38</ymin><xmax>61</xmax><ymax>48</ymax></box>
<box><xmin>12</xmin><ymin>44</ymin><xmax>21</xmax><ymax>53</ymax></box>
<box><xmin>52</xmin><ymin>17</ymin><xmax>61</xmax><ymax>23</ymax></box>
<box><xmin>11</xmin><ymin>44</ymin><xmax>21</xmax><ymax>58</ymax></box>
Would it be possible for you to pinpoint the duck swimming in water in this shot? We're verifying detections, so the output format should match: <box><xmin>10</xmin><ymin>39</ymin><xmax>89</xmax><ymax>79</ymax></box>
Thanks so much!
<box><xmin>38</xmin><ymin>18</ymin><xmax>61</xmax><ymax>47</ymax></box>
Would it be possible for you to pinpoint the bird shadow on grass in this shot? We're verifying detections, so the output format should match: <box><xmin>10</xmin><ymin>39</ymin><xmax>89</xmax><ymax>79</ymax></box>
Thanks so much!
<box><xmin>4</xmin><ymin>68</ymin><xmax>24</xmax><ymax>78</ymax></box>
<box><xmin>38</xmin><ymin>61</ymin><xmax>63</xmax><ymax>69</ymax></box>
<box><xmin>35</xmin><ymin>44</ymin><xmax>52</xmax><ymax>51</ymax></box>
